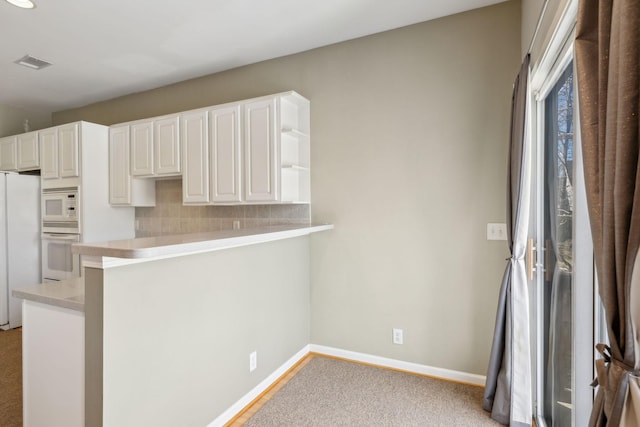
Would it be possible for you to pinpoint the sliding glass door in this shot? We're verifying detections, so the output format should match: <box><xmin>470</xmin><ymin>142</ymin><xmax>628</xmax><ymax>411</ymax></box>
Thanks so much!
<box><xmin>532</xmin><ymin>41</ymin><xmax>594</xmax><ymax>427</ymax></box>
<box><xmin>541</xmin><ymin>62</ymin><xmax>574</xmax><ymax>426</ymax></box>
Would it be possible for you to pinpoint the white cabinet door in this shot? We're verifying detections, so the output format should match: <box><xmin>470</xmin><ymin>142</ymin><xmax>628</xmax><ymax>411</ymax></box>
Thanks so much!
<box><xmin>244</xmin><ymin>98</ymin><xmax>277</xmax><ymax>202</ymax></box>
<box><xmin>17</xmin><ymin>131</ymin><xmax>39</xmax><ymax>170</ymax></box>
<box><xmin>22</xmin><ymin>301</ymin><xmax>84</xmax><ymax>427</ymax></box>
<box><xmin>58</xmin><ymin>123</ymin><xmax>80</xmax><ymax>178</ymax></box>
<box><xmin>210</xmin><ymin>105</ymin><xmax>242</xmax><ymax>203</ymax></box>
<box><xmin>181</xmin><ymin>111</ymin><xmax>209</xmax><ymax>204</ymax></box>
<box><xmin>154</xmin><ymin>116</ymin><xmax>180</xmax><ymax>176</ymax></box>
<box><xmin>40</xmin><ymin>128</ymin><xmax>58</xmax><ymax>179</ymax></box>
<box><xmin>130</xmin><ymin>121</ymin><xmax>154</xmax><ymax>177</ymax></box>
<box><xmin>109</xmin><ymin>126</ymin><xmax>131</xmax><ymax>205</ymax></box>
<box><xmin>0</xmin><ymin>136</ymin><xmax>18</xmax><ymax>171</ymax></box>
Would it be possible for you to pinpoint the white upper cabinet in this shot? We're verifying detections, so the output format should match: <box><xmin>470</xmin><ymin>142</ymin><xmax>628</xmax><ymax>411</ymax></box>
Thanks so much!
<box><xmin>244</xmin><ymin>92</ymin><xmax>310</xmax><ymax>203</ymax></box>
<box><xmin>39</xmin><ymin>121</ymin><xmax>122</xmax><ymax>193</ymax></box>
<box><xmin>244</xmin><ymin>98</ymin><xmax>277</xmax><ymax>202</ymax></box>
<box><xmin>130</xmin><ymin>116</ymin><xmax>180</xmax><ymax>178</ymax></box>
<box><xmin>210</xmin><ymin>104</ymin><xmax>242</xmax><ymax>204</ymax></box>
<box><xmin>41</xmin><ymin>123</ymin><xmax>80</xmax><ymax>180</ymax></box>
<box><xmin>109</xmin><ymin>125</ymin><xmax>156</xmax><ymax>207</ymax></box>
<box><xmin>181</xmin><ymin>103</ymin><xmax>242</xmax><ymax>205</ymax></box>
<box><xmin>109</xmin><ymin>126</ymin><xmax>132</xmax><ymax>205</ymax></box>
<box><xmin>110</xmin><ymin>90</ymin><xmax>310</xmax><ymax>207</ymax></box>
<box><xmin>58</xmin><ymin>123</ymin><xmax>80</xmax><ymax>178</ymax></box>
<box><xmin>39</xmin><ymin>128</ymin><xmax>59</xmax><ymax>179</ymax></box>
<box><xmin>154</xmin><ymin>116</ymin><xmax>180</xmax><ymax>176</ymax></box>
<box><xmin>1</xmin><ymin>131</ymin><xmax>45</xmax><ymax>172</ymax></box>
<box><xmin>0</xmin><ymin>136</ymin><xmax>18</xmax><ymax>171</ymax></box>
<box><xmin>130</xmin><ymin>121</ymin><xmax>154</xmax><ymax>177</ymax></box>
<box><xmin>181</xmin><ymin>110</ymin><xmax>210</xmax><ymax>204</ymax></box>
<box><xmin>17</xmin><ymin>131</ymin><xmax>40</xmax><ymax>171</ymax></box>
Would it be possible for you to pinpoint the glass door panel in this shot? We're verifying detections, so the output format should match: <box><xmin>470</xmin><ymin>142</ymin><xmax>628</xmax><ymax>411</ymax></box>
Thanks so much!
<box><xmin>542</xmin><ymin>63</ymin><xmax>574</xmax><ymax>426</ymax></box>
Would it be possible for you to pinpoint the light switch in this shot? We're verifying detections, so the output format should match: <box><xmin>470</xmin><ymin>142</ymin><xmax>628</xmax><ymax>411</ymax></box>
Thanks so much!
<box><xmin>487</xmin><ymin>223</ymin><xmax>508</xmax><ymax>241</ymax></box>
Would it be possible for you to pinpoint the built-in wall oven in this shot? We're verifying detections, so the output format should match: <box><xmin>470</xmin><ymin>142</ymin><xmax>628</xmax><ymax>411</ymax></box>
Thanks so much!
<box><xmin>41</xmin><ymin>233</ymin><xmax>80</xmax><ymax>282</ymax></box>
<box><xmin>41</xmin><ymin>188</ymin><xmax>81</xmax><ymax>282</ymax></box>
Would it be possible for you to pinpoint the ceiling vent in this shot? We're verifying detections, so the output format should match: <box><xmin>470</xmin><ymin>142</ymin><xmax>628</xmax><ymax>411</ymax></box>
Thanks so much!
<box><xmin>14</xmin><ymin>54</ymin><xmax>52</xmax><ymax>70</ymax></box>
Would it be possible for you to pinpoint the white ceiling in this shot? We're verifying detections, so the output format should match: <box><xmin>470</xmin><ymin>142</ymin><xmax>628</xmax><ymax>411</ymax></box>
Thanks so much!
<box><xmin>0</xmin><ymin>0</ymin><xmax>506</xmax><ymax>114</ymax></box>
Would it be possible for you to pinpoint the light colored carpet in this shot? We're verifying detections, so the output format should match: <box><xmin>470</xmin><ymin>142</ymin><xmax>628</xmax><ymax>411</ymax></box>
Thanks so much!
<box><xmin>0</xmin><ymin>328</ymin><xmax>22</xmax><ymax>427</ymax></box>
<box><xmin>245</xmin><ymin>356</ymin><xmax>500</xmax><ymax>426</ymax></box>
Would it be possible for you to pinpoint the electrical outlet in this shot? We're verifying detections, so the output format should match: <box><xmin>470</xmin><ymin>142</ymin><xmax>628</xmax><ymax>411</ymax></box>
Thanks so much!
<box><xmin>392</xmin><ymin>328</ymin><xmax>403</xmax><ymax>345</ymax></box>
<box><xmin>233</xmin><ymin>220</ymin><xmax>241</xmax><ymax>230</ymax></box>
<box><xmin>249</xmin><ymin>351</ymin><xmax>257</xmax><ymax>372</ymax></box>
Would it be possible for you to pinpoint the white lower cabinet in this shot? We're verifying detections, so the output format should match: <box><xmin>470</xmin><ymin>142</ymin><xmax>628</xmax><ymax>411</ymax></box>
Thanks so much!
<box><xmin>22</xmin><ymin>301</ymin><xmax>84</xmax><ymax>427</ymax></box>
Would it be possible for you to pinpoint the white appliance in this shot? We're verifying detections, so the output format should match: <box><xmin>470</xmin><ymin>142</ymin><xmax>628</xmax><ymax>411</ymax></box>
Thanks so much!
<box><xmin>41</xmin><ymin>233</ymin><xmax>80</xmax><ymax>282</ymax></box>
<box><xmin>42</xmin><ymin>187</ymin><xmax>79</xmax><ymax>233</ymax></box>
<box><xmin>0</xmin><ymin>172</ymin><xmax>40</xmax><ymax>330</ymax></box>
<box><xmin>41</xmin><ymin>188</ymin><xmax>81</xmax><ymax>282</ymax></box>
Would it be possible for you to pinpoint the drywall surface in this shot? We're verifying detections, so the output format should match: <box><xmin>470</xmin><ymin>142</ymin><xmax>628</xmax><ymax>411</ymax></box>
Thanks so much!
<box><xmin>93</xmin><ymin>237</ymin><xmax>310</xmax><ymax>426</ymax></box>
<box><xmin>307</xmin><ymin>2</ymin><xmax>519</xmax><ymax>376</ymax></box>
<box><xmin>0</xmin><ymin>104</ymin><xmax>51</xmax><ymax>137</ymax></box>
<box><xmin>55</xmin><ymin>1</ymin><xmax>519</xmax><ymax>376</ymax></box>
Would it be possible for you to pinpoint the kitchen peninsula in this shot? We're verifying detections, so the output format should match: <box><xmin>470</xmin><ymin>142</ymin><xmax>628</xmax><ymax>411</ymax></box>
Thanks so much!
<box><xmin>16</xmin><ymin>223</ymin><xmax>332</xmax><ymax>427</ymax></box>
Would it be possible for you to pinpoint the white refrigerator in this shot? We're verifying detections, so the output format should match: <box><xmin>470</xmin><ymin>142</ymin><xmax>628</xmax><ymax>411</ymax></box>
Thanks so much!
<box><xmin>0</xmin><ymin>172</ymin><xmax>40</xmax><ymax>330</ymax></box>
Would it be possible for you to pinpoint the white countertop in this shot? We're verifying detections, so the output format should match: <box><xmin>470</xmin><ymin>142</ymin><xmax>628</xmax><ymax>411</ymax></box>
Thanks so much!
<box><xmin>12</xmin><ymin>278</ymin><xmax>85</xmax><ymax>312</ymax></box>
<box><xmin>73</xmin><ymin>224</ymin><xmax>333</xmax><ymax>260</ymax></box>
<box><xmin>13</xmin><ymin>224</ymin><xmax>333</xmax><ymax>311</ymax></box>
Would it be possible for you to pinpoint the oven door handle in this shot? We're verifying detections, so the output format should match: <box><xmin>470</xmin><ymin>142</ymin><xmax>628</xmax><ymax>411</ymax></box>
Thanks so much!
<box><xmin>41</xmin><ymin>233</ymin><xmax>80</xmax><ymax>241</ymax></box>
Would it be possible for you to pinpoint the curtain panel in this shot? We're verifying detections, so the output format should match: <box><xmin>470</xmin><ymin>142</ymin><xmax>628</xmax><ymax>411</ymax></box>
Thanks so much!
<box><xmin>575</xmin><ymin>0</ymin><xmax>640</xmax><ymax>425</ymax></box>
<box><xmin>483</xmin><ymin>54</ymin><xmax>532</xmax><ymax>426</ymax></box>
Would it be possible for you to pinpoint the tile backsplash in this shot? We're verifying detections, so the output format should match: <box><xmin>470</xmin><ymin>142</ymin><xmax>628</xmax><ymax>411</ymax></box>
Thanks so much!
<box><xmin>135</xmin><ymin>179</ymin><xmax>310</xmax><ymax>237</ymax></box>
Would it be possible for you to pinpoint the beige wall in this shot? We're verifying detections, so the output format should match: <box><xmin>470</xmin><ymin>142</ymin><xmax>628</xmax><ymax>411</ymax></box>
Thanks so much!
<box><xmin>56</xmin><ymin>1</ymin><xmax>520</xmax><ymax>376</ymax></box>
<box><xmin>308</xmin><ymin>2</ymin><xmax>519</xmax><ymax>376</ymax></box>
<box><xmin>0</xmin><ymin>104</ymin><xmax>51</xmax><ymax>137</ymax></box>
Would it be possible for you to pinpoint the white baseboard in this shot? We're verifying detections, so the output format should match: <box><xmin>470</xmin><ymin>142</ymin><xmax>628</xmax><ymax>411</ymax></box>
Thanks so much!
<box><xmin>209</xmin><ymin>343</ymin><xmax>486</xmax><ymax>426</ymax></box>
<box><xmin>310</xmin><ymin>344</ymin><xmax>486</xmax><ymax>387</ymax></box>
<box><xmin>207</xmin><ymin>344</ymin><xmax>310</xmax><ymax>427</ymax></box>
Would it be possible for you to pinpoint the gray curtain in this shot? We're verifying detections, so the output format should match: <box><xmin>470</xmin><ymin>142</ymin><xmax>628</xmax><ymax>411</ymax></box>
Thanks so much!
<box><xmin>575</xmin><ymin>0</ymin><xmax>640</xmax><ymax>425</ymax></box>
<box><xmin>483</xmin><ymin>54</ymin><xmax>532</xmax><ymax>426</ymax></box>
